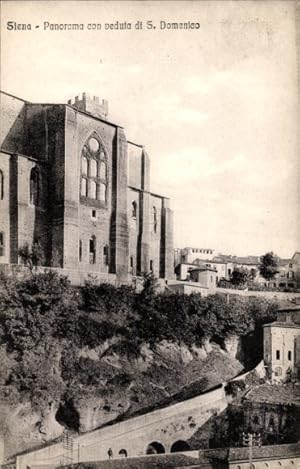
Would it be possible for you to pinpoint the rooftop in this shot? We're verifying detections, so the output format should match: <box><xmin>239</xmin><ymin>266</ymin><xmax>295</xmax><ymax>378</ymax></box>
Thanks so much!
<box><xmin>244</xmin><ymin>384</ymin><xmax>300</xmax><ymax>406</ymax></box>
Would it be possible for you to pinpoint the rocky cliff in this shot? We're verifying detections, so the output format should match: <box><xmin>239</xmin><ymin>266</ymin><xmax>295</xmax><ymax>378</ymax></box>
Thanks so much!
<box><xmin>0</xmin><ymin>338</ymin><xmax>243</xmax><ymax>460</ymax></box>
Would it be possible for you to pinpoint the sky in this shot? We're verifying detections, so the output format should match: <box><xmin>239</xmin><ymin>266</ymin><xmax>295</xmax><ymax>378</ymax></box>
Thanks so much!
<box><xmin>1</xmin><ymin>0</ymin><xmax>299</xmax><ymax>258</ymax></box>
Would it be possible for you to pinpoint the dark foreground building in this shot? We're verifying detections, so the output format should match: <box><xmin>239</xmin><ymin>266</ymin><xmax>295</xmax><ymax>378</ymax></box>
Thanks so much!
<box><xmin>0</xmin><ymin>91</ymin><xmax>174</xmax><ymax>284</ymax></box>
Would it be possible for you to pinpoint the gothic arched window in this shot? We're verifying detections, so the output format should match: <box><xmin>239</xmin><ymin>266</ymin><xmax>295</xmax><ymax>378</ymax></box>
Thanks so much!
<box><xmin>0</xmin><ymin>170</ymin><xmax>3</xmax><ymax>200</ymax></box>
<box><xmin>132</xmin><ymin>201</ymin><xmax>137</xmax><ymax>218</ymax></box>
<box><xmin>90</xmin><ymin>180</ymin><xmax>97</xmax><ymax>199</ymax></box>
<box><xmin>89</xmin><ymin>236</ymin><xmax>96</xmax><ymax>264</ymax></box>
<box><xmin>30</xmin><ymin>167</ymin><xmax>40</xmax><ymax>206</ymax></box>
<box><xmin>81</xmin><ymin>177</ymin><xmax>87</xmax><ymax>197</ymax></box>
<box><xmin>80</xmin><ymin>135</ymin><xmax>108</xmax><ymax>203</ymax></box>
<box><xmin>152</xmin><ymin>206</ymin><xmax>157</xmax><ymax>233</ymax></box>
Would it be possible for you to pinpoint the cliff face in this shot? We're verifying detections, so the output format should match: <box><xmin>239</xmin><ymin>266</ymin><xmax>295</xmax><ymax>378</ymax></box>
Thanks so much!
<box><xmin>0</xmin><ymin>273</ymin><xmax>278</xmax><ymax>462</ymax></box>
<box><xmin>0</xmin><ymin>338</ymin><xmax>243</xmax><ymax>461</ymax></box>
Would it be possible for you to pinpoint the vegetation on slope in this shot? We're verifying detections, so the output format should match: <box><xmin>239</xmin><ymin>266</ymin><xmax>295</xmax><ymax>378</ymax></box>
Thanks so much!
<box><xmin>0</xmin><ymin>271</ymin><xmax>278</xmax><ymax>424</ymax></box>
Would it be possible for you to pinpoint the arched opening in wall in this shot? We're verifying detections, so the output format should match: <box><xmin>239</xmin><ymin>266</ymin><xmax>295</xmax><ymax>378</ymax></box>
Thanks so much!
<box><xmin>146</xmin><ymin>442</ymin><xmax>165</xmax><ymax>454</ymax></box>
<box><xmin>80</xmin><ymin>134</ymin><xmax>108</xmax><ymax>202</ymax></box>
<box><xmin>103</xmin><ymin>245</ymin><xmax>109</xmax><ymax>266</ymax></box>
<box><xmin>131</xmin><ymin>201</ymin><xmax>137</xmax><ymax>218</ymax></box>
<box><xmin>152</xmin><ymin>206</ymin><xmax>157</xmax><ymax>233</ymax></box>
<box><xmin>170</xmin><ymin>440</ymin><xmax>191</xmax><ymax>453</ymax></box>
<box><xmin>118</xmin><ymin>449</ymin><xmax>127</xmax><ymax>458</ymax></box>
<box><xmin>79</xmin><ymin>240</ymin><xmax>83</xmax><ymax>262</ymax></box>
<box><xmin>89</xmin><ymin>236</ymin><xmax>96</xmax><ymax>264</ymax></box>
<box><xmin>30</xmin><ymin>167</ymin><xmax>40</xmax><ymax>206</ymax></box>
<box><xmin>0</xmin><ymin>232</ymin><xmax>4</xmax><ymax>257</ymax></box>
<box><xmin>0</xmin><ymin>170</ymin><xmax>3</xmax><ymax>200</ymax></box>
<box><xmin>130</xmin><ymin>255</ymin><xmax>134</xmax><ymax>274</ymax></box>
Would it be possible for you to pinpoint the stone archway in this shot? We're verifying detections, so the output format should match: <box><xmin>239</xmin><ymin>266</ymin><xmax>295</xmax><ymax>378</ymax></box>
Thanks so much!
<box><xmin>118</xmin><ymin>449</ymin><xmax>127</xmax><ymax>458</ymax></box>
<box><xmin>170</xmin><ymin>440</ymin><xmax>191</xmax><ymax>453</ymax></box>
<box><xmin>146</xmin><ymin>441</ymin><xmax>166</xmax><ymax>454</ymax></box>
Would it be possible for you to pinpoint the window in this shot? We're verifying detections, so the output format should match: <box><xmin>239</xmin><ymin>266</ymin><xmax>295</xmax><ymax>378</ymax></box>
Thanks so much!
<box><xmin>99</xmin><ymin>161</ymin><xmax>106</xmax><ymax>179</ymax></box>
<box><xmin>79</xmin><ymin>240</ymin><xmax>82</xmax><ymax>262</ymax></box>
<box><xmin>30</xmin><ymin>167</ymin><xmax>40</xmax><ymax>206</ymax></box>
<box><xmin>0</xmin><ymin>170</ymin><xmax>3</xmax><ymax>200</ymax></box>
<box><xmin>82</xmin><ymin>156</ymin><xmax>88</xmax><ymax>175</ymax></box>
<box><xmin>131</xmin><ymin>201</ymin><xmax>137</xmax><ymax>218</ymax></box>
<box><xmin>153</xmin><ymin>206</ymin><xmax>157</xmax><ymax>233</ymax></box>
<box><xmin>81</xmin><ymin>177</ymin><xmax>87</xmax><ymax>197</ymax></box>
<box><xmin>89</xmin><ymin>236</ymin><xmax>96</xmax><ymax>264</ymax></box>
<box><xmin>91</xmin><ymin>209</ymin><xmax>96</xmax><ymax>219</ymax></box>
<box><xmin>103</xmin><ymin>245</ymin><xmax>109</xmax><ymax>265</ymax></box>
<box><xmin>90</xmin><ymin>159</ymin><xmax>97</xmax><ymax>177</ymax></box>
<box><xmin>99</xmin><ymin>183</ymin><xmax>106</xmax><ymax>202</ymax></box>
<box><xmin>90</xmin><ymin>180</ymin><xmax>97</xmax><ymax>199</ymax></box>
<box><xmin>0</xmin><ymin>232</ymin><xmax>4</xmax><ymax>256</ymax></box>
<box><xmin>130</xmin><ymin>256</ymin><xmax>134</xmax><ymax>273</ymax></box>
<box><xmin>80</xmin><ymin>136</ymin><xmax>108</xmax><ymax>203</ymax></box>
<box><xmin>150</xmin><ymin>260</ymin><xmax>153</xmax><ymax>272</ymax></box>
<box><xmin>276</xmin><ymin>350</ymin><xmax>280</xmax><ymax>360</ymax></box>
<box><xmin>288</xmin><ymin>350</ymin><xmax>292</xmax><ymax>361</ymax></box>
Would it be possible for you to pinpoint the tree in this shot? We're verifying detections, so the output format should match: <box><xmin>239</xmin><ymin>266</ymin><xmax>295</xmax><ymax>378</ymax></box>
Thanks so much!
<box><xmin>230</xmin><ymin>267</ymin><xmax>249</xmax><ymax>286</ymax></box>
<box><xmin>259</xmin><ymin>252</ymin><xmax>279</xmax><ymax>281</ymax></box>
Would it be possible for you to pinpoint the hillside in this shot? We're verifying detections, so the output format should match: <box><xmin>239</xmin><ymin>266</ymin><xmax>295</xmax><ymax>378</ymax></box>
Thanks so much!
<box><xmin>0</xmin><ymin>271</ymin><xmax>278</xmax><ymax>459</ymax></box>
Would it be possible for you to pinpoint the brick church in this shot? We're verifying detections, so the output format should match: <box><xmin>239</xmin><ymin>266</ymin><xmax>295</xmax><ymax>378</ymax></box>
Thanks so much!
<box><xmin>0</xmin><ymin>91</ymin><xmax>174</xmax><ymax>284</ymax></box>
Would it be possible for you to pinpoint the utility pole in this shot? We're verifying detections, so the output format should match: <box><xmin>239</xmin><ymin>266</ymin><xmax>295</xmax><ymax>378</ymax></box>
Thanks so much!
<box><xmin>242</xmin><ymin>432</ymin><xmax>261</xmax><ymax>468</ymax></box>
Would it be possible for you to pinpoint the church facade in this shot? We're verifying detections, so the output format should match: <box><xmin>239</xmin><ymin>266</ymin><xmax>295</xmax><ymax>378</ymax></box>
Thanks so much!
<box><xmin>0</xmin><ymin>91</ymin><xmax>174</xmax><ymax>284</ymax></box>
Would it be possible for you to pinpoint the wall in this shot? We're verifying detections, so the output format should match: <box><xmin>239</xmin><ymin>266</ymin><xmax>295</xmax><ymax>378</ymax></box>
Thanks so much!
<box><xmin>63</xmin><ymin>107</ymin><xmax>117</xmax><ymax>271</ymax></box>
<box><xmin>148</xmin><ymin>194</ymin><xmax>162</xmax><ymax>278</ymax></box>
<box><xmin>263</xmin><ymin>324</ymin><xmax>300</xmax><ymax>382</ymax></box>
<box><xmin>180</xmin><ymin>248</ymin><xmax>214</xmax><ymax>264</ymax></box>
<box><xmin>1</xmin><ymin>91</ymin><xmax>174</xmax><ymax>283</ymax></box>
<box><xmin>216</xmin><ymin>287</ymin><xmax>300</xmax><ymax>301</ymax></box>
<box><xmin>127</xmin><ymin>143</ymin><xmax>143</xmax><ymax>190</ymax></box>
<box><xmin>190</xmin><ymin>270</ymin><xmax>217</xmax><ymax>291</ymax></box>
<box><xmin>16</xmin><ymin>386</ymin><xmax>227</xmax><ymax>469</ymax></box>
<box><xmin>16</xmin><ymin>157</ymin><xmax>50</xmax><ymax>263</ymax></box>
<box><xmin>167</xmin><ymin>281</ymin><xmax>210</xmax><ymax>296</ymax></box>
<box><xmin>0</xmin><ymin>263</ymin><xmax>118</xmax><ymax>286</ymax></box>
<box><xmin>0</xmin><ymin>92</ymin><xmax>26</xmax><ymax>153</ymax></box>
<box><xmin>161</xmin><ymin>199</ymin><xmax>174</xmax><ymax>279</ymax></box>
<box><xmin>127</xmin><ymin>188</ymin><xmax>140</xmax><ymax>275</ymax></box>
<box><xmin>0</xmin><ymin>152</ymin><xmax>11</xmax><ymax>263</ymax></box>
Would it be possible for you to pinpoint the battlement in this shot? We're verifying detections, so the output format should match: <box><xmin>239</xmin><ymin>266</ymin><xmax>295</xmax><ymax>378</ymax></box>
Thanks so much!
<box><xmin>67</xmin><ymin>92</ymin><xmax>108</xmax><ymax>119</ymax></box>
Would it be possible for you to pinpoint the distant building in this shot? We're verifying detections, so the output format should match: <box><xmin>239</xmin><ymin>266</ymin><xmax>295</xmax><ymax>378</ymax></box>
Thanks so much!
<box><xmin>189</xmin><ymin>266</ymin><xmax>217</xmax><ymax>291</ymax></box>
<box><xmin>263</xmin><ymin>304</ymin><xmax>300</xmax><ymax>382</ymax></box>
<box><xmin>0</xmin><ymin>91</ymin><xmax>174</xmax><ymax>284</ymax></box>
<box><xmin>179</xmin><ymin>247</ymin><xmax>215</xmax><ymax>264</ymax></box>
<box><xmin>174</xmin><ymin>249</ymin><xmax>300</xmax><ymax>291</ymax></box>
